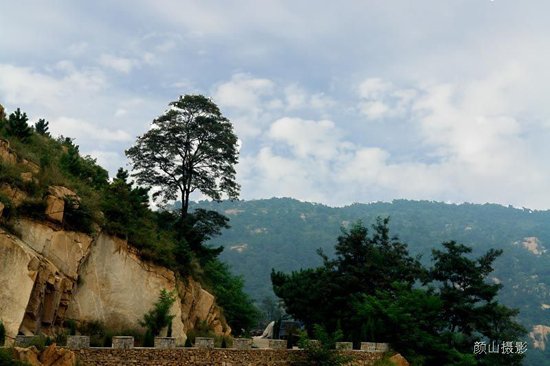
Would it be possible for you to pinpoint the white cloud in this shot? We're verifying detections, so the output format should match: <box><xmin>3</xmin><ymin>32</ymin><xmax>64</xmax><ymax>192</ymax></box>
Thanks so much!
<box><xmin>214</xmin><ymin>73</ymin><xmax>274</xmax><ymax>111</ymax></box>
<box><xmin>99</xmin><ymin>54</ymin><xmax>140</xmax><ymax>74</ymax></box>
<box><xmin>51</xmin><ymin>116</ymin><xmax>132</xmax><ymax>142</ymax></box>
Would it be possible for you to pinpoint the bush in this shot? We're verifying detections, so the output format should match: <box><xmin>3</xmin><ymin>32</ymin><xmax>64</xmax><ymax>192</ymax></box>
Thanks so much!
<box><xmin>139</xmin><ymin>289</ymin><xmax>176</xmax><ymax>336</ymax></box>
<box><xmin>17</xmin><ymin>200</ymin><xmax>46</xmax><ymax>220</ymax></box>
<box><xmin>184</xmin><ymin>338</ymin><xmax>193</xmax><ymax>348</ymax></box>
<box><xmin>0</xmin><ymin>321</ymin><xmax>5</xmax><ymax>346</ymax></box>
<box><xmin>63</xmin><ymin>199</ymin><xmax>93</xmax><ymax>234</ymax></box>
<box><xmin>293</xmin><ymin>325</ymin><xmax>354</xmax><ymax>366</ymax></box>
<box><xmin>0</xmin><ymin>348</ymin><xmax>29</xmax><ymax>366</ymax></box>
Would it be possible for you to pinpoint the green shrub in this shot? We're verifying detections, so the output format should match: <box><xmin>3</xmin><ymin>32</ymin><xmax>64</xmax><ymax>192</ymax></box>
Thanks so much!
<box><xmin>0</xmin><ymin>348</ymin><xmax>30</xmax><ymax>366</ymax></box>
<box><xmin>184</xmin><ymin>338</ymin><xmax>192</xmax><ymax>348</ymax></box>
<box><xmin>0</xmin><ymin>321</ymin><xmax>6</xmax><ymax>346</ymax></box>
<box><xmin>63</xmin><ymin>199</ymin><xmax>93</xmax><ymax>234</ymax></box>
<box><xmin>144</xmin><ymin>329</ymin><xmax>154</xmax><ymax>347</ymax></box>
<box><xmin>139</xmin><ymin>289</ymin><xmax>176</xmax><ymax>337</ymax></box>
<box><xmin>221</xmin><ymin>337</ymin><xmax>227</xmax><ymax>348</ymax></box>
<box><xmin>293</xmin><ymin>325</ymin><xmax>354</xmax><ymax>366</ymax></box>
<box><xmin>17</xmin><ymin>200</ymin><xmax>46</xmax><ymax>220</ymax></box>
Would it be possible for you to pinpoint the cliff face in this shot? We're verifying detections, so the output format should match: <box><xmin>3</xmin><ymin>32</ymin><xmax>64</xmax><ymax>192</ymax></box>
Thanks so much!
<box><xmin>0</xmin><ymin>214</ymin><xmax>230</xmax><ymax>345</ymax></box>
<box><xmin>0</xmin><ymin>138</ymin><xmax>230</xmax><ymax>344</ymax></box>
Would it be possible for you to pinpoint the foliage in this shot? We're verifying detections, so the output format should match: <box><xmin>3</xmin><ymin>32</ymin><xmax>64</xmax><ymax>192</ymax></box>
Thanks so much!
<box><xmin>0</xmin><ymin>348</ymin><xmax>30</xmax><ymax>366</ymax></box>
<box><xmin>272</xmin><ymin>219</ymin><xmax>526</xmax><ymax>365</ymax></box>
<box><xmin>184</xmin><ymin>338</ymin><xmax>193</xmax><ymax>347</ymax></box>
<box><xmin>0</xmin><ymin>321</ymin><xmax>5</xmax><ymax>346</ymax></box>
<box><xmin>144</xmin><ymin>329</ymin><xmax>154</xmax><ymax>347</ymax></box>
<box><xmin>17</xmin><ymin>200</ymin><xmax>46</xmax><ymax>220</ymax></box>
<box><xmin>140</xmin><ymin>289</ymin><xmax>177</xmax><ymax>336</ymax></box>
<box><xmin>62</xmin><ymin>198</ymin><xmax>94</xmax><ymax>234</ymax></box>
<box><xmin>203</xmin><ymin>260</ymin><xmax>258</xmax><ymax>335</ymax></box>
<box><xmin>34</xmin><ymin>119</ymin><xmax>50</xmax><ymax>137</ymax></box>
<box><xmin>293</xmin><ymin>324</ymin><xmax>354</xmax><ymax>366</ymax></box>
<box><xmin>272</xmin><ymin>218</ymin><xmax>423</xmax><ymax>338</ymax></box>
<box><xmin>6</xmin><ymin>108</ymin><xmax>32</xmax><ymax>142</ymax></box>
<box><xmin>126</xmin><ymin>94</ymin><xmax>240</xmax><ymax>217</ymax></box>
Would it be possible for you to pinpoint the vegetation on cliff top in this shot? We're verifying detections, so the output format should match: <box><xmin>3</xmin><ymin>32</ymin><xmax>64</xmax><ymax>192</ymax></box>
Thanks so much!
<box><xmin>0</xmin><ymin>98</ymin><xmax>257</xmax><ymax>335</ymax></box>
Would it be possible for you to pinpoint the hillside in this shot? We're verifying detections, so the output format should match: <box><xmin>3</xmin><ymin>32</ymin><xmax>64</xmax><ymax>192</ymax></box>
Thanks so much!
<box><xmin>192</xmin><ymin>198</ymin><xmax>550</xmax><ymax>364</ymax></box>
<box><xmin>0</xmin><ymin>110</ymin><xmax>249</xmax><ymax>346</ymax></box>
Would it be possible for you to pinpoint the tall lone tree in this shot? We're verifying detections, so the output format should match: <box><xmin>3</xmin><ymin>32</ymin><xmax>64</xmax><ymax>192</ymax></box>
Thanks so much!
<box><xmin>7</xmin><ymin>108</ymin><xmax>33</xmax><ymax>142</ymax></box>
<box><xmin>126</xmin><ymin>95</ymin><xmax>240</xmax><ymax>217</ymax></box>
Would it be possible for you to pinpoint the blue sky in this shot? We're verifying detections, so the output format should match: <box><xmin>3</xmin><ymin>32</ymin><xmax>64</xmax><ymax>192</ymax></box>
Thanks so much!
<box><xmin>2</xmin><ymin>1</ymin><xmax>550</xmax><ymax>208</ymax></box>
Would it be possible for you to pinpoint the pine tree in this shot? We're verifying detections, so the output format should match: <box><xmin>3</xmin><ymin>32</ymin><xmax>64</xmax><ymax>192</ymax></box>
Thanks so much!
<box><xmin>7</xmin><ymin>108</ymin><xmax>33</xmax><ymax>142</ymax></box>
<box><xmin>35</xmin><ymin>118</ymin><xmax>50</xmax><ymax>136</ymax></box>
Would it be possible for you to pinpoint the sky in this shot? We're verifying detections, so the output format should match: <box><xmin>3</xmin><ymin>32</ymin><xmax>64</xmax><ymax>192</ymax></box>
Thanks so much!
<box><xmin>1</xmin><ymin>0</ymin><xmax>550</xmax><ymax>209</ymax></box>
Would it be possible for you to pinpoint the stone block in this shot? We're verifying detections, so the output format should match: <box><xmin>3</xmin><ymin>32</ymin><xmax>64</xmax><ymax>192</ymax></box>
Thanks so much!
<box><xmin>361</xmin><ymin>342</ymin><xmax>376</xmax><ymax>352</ymax></box>
<box><xmin>154</xmin><ymin>337</ymin><xmax>176</xmax><ymax>349</ymax></box>
<box><xmin>336</xmin><ymin>342</ymin><xmax>353</xmax><ymax>350</ymax></box>
<box><xmin>112</xmin><ymin>336</ymin><xmax>134</xmax><ymax>349</ymax></box>
<box><xmin>233</xmin><ymin>338</ymin><xmax>253</xmax><ymax>350</ymax></box>
<box><xmin>14</xmin><ymin>335</ymin><xmax>36</xmax><ymax>347</ymax></box>
<box><xmin>195</xmin><ymin>337</ymin><xmax>214</xmax><ymax>349</ymax></box>
<box><xmin>268</xmin><ymin>339</ymin><xmax>287</xmax><ymax>350</ymax></box>
<box><xmin>376</xmin><ymin>342</ymin><xmax>389</xmax><ymax>352</ymax></box>
<box><xmin>67</xmin><ymin>335</ymin><xmax>90</xmax><ymax>348</ymax></box>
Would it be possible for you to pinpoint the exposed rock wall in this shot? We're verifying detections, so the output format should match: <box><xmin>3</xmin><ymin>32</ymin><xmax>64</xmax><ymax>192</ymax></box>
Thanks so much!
<box><xmin>1</xmin><ymin>218</ymin><xmax>229</xmax><ymax>344</ymax></box>
<box><xmin>0</xmin><ymin>229</ymin><xmax>74</xmax><ymax>341</ymax></box>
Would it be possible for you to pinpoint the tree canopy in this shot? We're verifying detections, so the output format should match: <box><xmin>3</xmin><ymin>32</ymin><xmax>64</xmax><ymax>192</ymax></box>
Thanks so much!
<box><xmin>272</xmin><ymin>218</ymin><xmax>526</xmax><ymax>365</ymax></box>
<box><xmin>126</xmin><ymin>95</ymin><xmax>240</xmax><ymax>217</ymax></box>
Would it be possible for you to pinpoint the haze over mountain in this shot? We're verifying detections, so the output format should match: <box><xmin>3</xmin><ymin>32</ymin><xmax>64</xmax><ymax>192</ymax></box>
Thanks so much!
<box><xmin>189</xmin><ymin>198</ymin><xmax>550</xmax><ymax>365</ymax></box>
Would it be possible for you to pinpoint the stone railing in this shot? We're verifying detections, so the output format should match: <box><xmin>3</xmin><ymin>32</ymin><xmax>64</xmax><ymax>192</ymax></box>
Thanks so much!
<box><xmin>154</xmin><ymin>337</ymin><xmax>176</xmax><ymax>349</ymax></box>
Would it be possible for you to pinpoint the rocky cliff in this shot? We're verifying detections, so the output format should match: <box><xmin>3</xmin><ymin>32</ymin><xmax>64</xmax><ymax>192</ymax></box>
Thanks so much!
<box><xmin>0</xmin><ymin>139</ymin><xmax>230</xmax><ymax>346</ymax></box>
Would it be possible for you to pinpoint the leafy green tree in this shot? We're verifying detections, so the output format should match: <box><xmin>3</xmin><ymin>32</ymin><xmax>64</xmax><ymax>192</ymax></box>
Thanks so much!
<box><xmin>140</xmin><ymin>289</ymin><xmax>177</xmax><ymax>336</ymax></box>
<box><xmin>203</xmin><ymin>260</ymin><xmax>258</xmax><ymax>335</ymax></box>
<box><xmin>7</xmin><ymin>108</ymin><xmax>32</xmax><ymax>142</ymax></box>
<box><xmin>34</xmin><ymin>119</ymin><xmax>50</xmax><ymax>136</ymax></box>
<box><xmin>126</xmin><ymin>95</ymin><xmax>240</xmax><ymax>220</ymax></box>
<box><xmin>430</xmin><ymin>241</ymin><xmax>526</xmax><ymax>365</ymax></box>
<box><xmin>272</xmin><ymin>218</ymin><xmax>423</xmax><ymax>337</ymax></box>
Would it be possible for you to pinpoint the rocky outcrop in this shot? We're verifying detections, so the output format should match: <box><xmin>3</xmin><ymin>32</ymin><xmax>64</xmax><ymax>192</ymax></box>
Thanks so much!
<box><xmin>44</xmin><ymin>186</ymin><xmax>80</xmax><ymax>224</ymax></box>
<box><xmin>0</xmin><ymin>138</ymin><xmax>17</xmax><ymax>165</ymax></box>
<box><xmin>0</xmin><ymin>229</ymin><xmax>74</xmax><ymax>341</ymax></box>
<box><xmin>17</xmin><ymin>218</ymin><xmax>93</xmax><ymax>279</ymax></box>
<box><xmin>11</xmin><ymin>344</ymin><xmax>76</xmax><ymax>366</ymax></box>
<box><xmin>529</xmin><ymin>324</ymin><xmax>550</xmax><ymax>350</ymax></box>
<box><xmin>66</xmin><ymin>232</ymin><xmax>230</xmax><ymax>344</ymax></box>
<box><xmin>0</xmin><ymin>210</ymin><xmax>230</xmax><ymax>344</ymax></box>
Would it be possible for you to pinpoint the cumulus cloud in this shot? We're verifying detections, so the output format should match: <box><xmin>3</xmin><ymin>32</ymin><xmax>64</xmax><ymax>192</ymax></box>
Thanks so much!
<box><xmin>51</xmin><ymin>116</ymin><xmax>132</xmax><ymax>142</ymax></box>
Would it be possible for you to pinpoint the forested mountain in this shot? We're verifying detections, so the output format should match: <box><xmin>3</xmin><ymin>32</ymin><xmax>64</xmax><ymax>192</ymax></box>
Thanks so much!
<box><xmin>191</xmin><ymin>198</ymin><xmax>550</xmax><ymax>364</ymax></box>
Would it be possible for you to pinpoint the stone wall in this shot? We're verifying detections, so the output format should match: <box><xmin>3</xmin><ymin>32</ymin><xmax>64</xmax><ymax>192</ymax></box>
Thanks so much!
<box><xmin>76</xmin><ymin>348</ymin><xmax>383</xmax><ymax>365</ymax></box>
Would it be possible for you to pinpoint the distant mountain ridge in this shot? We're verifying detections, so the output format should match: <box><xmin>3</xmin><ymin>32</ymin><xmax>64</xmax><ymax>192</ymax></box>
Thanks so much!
<box><xmin>189</xmin><ymin>197</ymin><xmax>550</xmax><ymax>364</ymax></box>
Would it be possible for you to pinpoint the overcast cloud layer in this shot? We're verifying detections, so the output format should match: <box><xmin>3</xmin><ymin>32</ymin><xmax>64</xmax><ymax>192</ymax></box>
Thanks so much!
<box><xmin>2</xmin><ymin>1</ymin><xmax>550</xmax><ymax>209</ymax></box>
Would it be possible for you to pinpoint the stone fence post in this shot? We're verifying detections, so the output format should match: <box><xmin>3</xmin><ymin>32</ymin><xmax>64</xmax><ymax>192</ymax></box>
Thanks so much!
<box><xmin>67</xmin><ymin>336</ymin><xmax>90</xmax><ymax>348</ymax></box>
<box><xmin>335</xmin><ymin>342</ymin><xmax>353</xmax><ymax>350</ymax></box>
<box><xmin>375</xmin><ymin>343</ymin><xmax>389</xmax><ymax>352</ymax></box>
<box><xmin>112</xmin><ymin>336</ymin><xmax>134</xmax><ymax>349</ymax></box>
<box><xmin>154</xmin><ymin>337</ymin><xmax>176</xmax><ymax>349</ymax></box>
<box><xmin>233</xmin><ymin>338</ymin><xmax>253</xmax><ymax>350</ymax></box>
<box><xmin>195</xmin><ymin>337</ymin><xmax>214</xmax><ymax>349</ymax></box>
<box><xmin>14</xmin><ymin>336</ymin><xmax>35</xmax><ymax>347</ymax></box>
<box><xmin>360</xmin><ymin>342</ymin><xmax>376</xmax><ymax>352</ymax></box>
<box><xmin>268</xmin><ymin>339</ymin><xmax>287</xmax><ymax>350</ymax></box>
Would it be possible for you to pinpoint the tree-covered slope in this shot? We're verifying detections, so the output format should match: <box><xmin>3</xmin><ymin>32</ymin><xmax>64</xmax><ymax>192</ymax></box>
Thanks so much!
<box><xmin>193</xmin><ymin>198</ymin><xmax>550</xmax><ymax>362</ymax></box>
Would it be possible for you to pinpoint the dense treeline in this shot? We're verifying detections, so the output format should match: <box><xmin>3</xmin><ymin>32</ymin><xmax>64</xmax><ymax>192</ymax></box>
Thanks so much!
<box><xmin>272</xmin><ymin>219</ymin><xmax>526</xmax><ymax>365</ymax></box>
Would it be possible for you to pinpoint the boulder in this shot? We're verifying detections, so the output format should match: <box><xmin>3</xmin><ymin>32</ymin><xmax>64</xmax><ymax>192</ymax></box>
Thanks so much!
<box><xmin>0</xmin><ymin>183</ymin><xmax>28</xmax><ymax>206</ymax></box>
<box><xmin>45</xmin><ymin>195</ymin><xmax>65</xmax><ymax>223</ymax></box>
<box><xmin>0</xmin><ymin>139</ymin><xmax>17</xmax><ymax>165</ymax></box>
<box><xmin>21</xmin><ymin>158</ymin><xmax>40</xmax><ymax>174</ymax></box>
<box><xmin>0</xmin><ymin>201</ymin><xmax>4</xmax><ymax>217</ymax></box>
<box><xmin>12</xmin><ymin>346</ymin><xmax>42</xmax><ymax>366</ymax></box>
<box><xmin>44</xmin><ymin>186</ymin><xmax>80</xmax><ymax>223</ymax></box>
<box><xmin>40</xmin><ymin>343</ymin><xmax>76</xmax><ymax>366</ymax></box>
<box><xmin>21</xmin><ymin>172</ymin><xmax>34</xmax><ymax>182</ymax></box>
<box><xmin>389</xmin><ymin>353</ymin><xmax>410</xmax><ymax>366</ymax></box>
